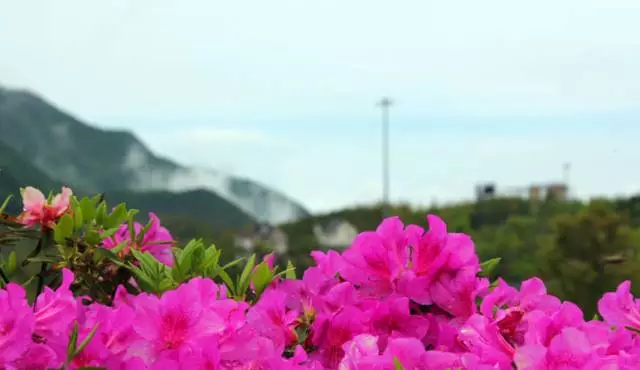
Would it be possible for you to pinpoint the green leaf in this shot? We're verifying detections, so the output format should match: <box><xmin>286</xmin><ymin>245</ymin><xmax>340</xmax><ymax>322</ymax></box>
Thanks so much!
<box><xmin>592</xmin><ymin>313</ymin><xmax>601</xmax><ymax>321</ymax></box>
<box><xmin>274</xmin><ymin>267</ymin><xmax>295</xmax><ymax>280</ymax></box>
<box><xmin>393</xmin><ymin>357</ymin><xmax>405</xmax><ymax>370</ymax></box>
<box><xmin>73</xmin><ymin>206</ymin><xmax>84</xmax><ymax>231</ymax></box>
<box><xmin>251</xmin><ymin>261</ymin><xmax>273</xmax><ymax>297</ymax></box>
<box><xmin>127</xmin><ymin>217</ymin><xmax>136</xmax><ymax>242</ymax></box>
<box><xmin>74</xmin><ymin>323</ymin><xmax>100</xmax><ymax>358</ymax></box>
<box><xmin>26</xmin><ymin>256</ymin><xmax>59</xmax><ymax>264</ymax></box>
<box><xmin>95</xmin><ymin>202</ymin><xmax>107</xmax><ymax>225</ymax></box>
<box><xmin>136</xmin><ymin>216</ymin><xmax>154</xmax><ymax>244</ymax></box>
<box><xmin>158</xmin><ymin>278</ymin><xmax>176</xmax><ymax>292</ymax></box>
<box><xmin>85</xmin><ymin>229</ymin><xmax>102</xmax><ymax>245</ymax></box>
<box><xmin>127</xmin><ymin>209</ymin><xmax>139</xmax><ymax>239</ymax></box>
<box><xmin>178</xmin><ymin>239</ymin><xmax>201</xmax><ymax>274</ymax></box>
<box><xmin>105</xmin><ymin>203</ymin><xmax>128</xmax><ymax>229</ymax></box>
<box><xmin>217</xmin><ymin>268</ymin><xmax>235</xmax><ymax>296</ymax></box>
<box><xmin>20</xmin><ymin>275</ymin><xmax>36</xmax><ymax>287</ymax></box>
<box><xmin>131</xmin><ymin>268</ymin><xmax>157</xmax><ymax>293</ymax></box>
<box><xmin>171</xmin><ymin>257</ymin><xmax>185</xmax><ymax>283</ymax></box>
<box><xmin>93</xmin><ymin>248</ymin><xmax>129</xmax><ymax>268</ymax></box>
<box><xmin>237</xmin><ymin>254</ymin><xmax>256</xmax><ymax>295</ymax></box>
<box><xmin>489</xmin><ymin>279</ymin><xmax>500</xmax><ymax>290</ymax></box>
<box><xmin>221</xmin><ymin>257</ymin><xmax>245</xmax><ymax>271</ymax></box>
<box><xmin>626</xmin><ymin>325</ymin><xmax>640</xmax><ymax>335</ymax></box>
<box><xmin>112</xmin><ymin>241</ymin><xmax>128</xmax><ymax>255</ymax></box>
<box><xmin>479</xmin><ymin>257</ymin><xmax>501</xmax><ymax>277</ymax></box>
<box><xmin>54</xmin><ymin>214</ymin><xmax>74</xmax><ymax>243</ymax></box>
<box><xmin>66</xmin><ymin>322</ymin><xmax>79</xmax><ymax>362</ymax></box>
<box><xmin>191</xmin><ymin>246</ymin><xmax>205</xmax><ymax>271</ymax></box>
<box><xmin>131</xmin><ymin>249</ymin><xmax>167</xmax><ymax>290</ymax></box>
<box><xmin>0</xmin><ymin>267</ymin><xmax>8</xmax><ymax>288</ymax></box>
<box><xmin>0</xmin><ymin>194</ymin><xmax>13</xmax><ymax>214</ymax></box>
<box><xmin>6</xmin><ymin>251</ymin><xmax>16</xmax><ymax>277</ymax></box>
<box><xmin>91</xmin><ymin>193</ymin><xmax>104</xmax><ymax>204</ymax></box>
<box><xmin>127</xmin><ymin>209</ymin><xmax>139</xmax><ymax>221</ymax></box>
<box><xmin>202</xmin><ymin>248</ymin><xmax>222</xmax><ymax>274</ymax></box>
<box><xmin>101</xmin><ymin>227</ymin><xmax>121</xmax><ymax>239</ymax></box>
<box><xmin>79</xmin><ymin>197</ymin><xmax>97</xmax><ymax>223</ymax></box>
<box><xmin>295</xmin><ymin>326</ymin><xmax>308</xmax><ymax>344</ymax></box>
<box><xmin>285</xmin><ymin>260</ymin><xmax>296</xmax><ymax>279</ymax></box>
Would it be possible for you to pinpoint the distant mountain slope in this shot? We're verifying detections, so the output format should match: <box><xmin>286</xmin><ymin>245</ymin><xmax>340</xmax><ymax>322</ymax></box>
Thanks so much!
<box><xmin>105</xmin><ymin>189</ymin><xmax>255</xmax><ymax>233</ymax></box>
<box><xmin>0</xmin><ymin>141</ymin><xmax>62</xmax><ymax>214</ymax></box>
<box><xmin>0</xmin><ymin>85</ymin><xmax>310</xmax><ymax>224</ymax></box>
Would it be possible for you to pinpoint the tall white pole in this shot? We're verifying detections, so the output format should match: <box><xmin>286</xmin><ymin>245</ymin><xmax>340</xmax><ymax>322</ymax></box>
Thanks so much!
<box><xmin>377</xmin><ymin>97</ymin><xmax>393</xmax><ymax>217</ymax></box>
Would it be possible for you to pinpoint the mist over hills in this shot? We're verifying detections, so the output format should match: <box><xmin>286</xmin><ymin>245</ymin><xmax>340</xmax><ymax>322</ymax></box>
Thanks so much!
<box><xmin>0</xmin><ymin>85</ymin><xmax>310</xmax><ymax>226</ymax></box>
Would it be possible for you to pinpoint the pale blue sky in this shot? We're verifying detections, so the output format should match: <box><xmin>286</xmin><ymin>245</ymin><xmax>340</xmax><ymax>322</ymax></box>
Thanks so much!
<box><xmin>1</xmin><ymin>0</ymin><xmax>640</xmax><ymax>212</ymax></box>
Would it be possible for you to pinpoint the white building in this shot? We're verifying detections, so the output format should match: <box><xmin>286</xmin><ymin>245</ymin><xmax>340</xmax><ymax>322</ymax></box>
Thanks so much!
<box><xmin>233</xmin><ymin>223</ymin><xmax>289</xmax><ymax>254</ymax></box>
<box><xmin>313</xmin><ymin>219</ymin><xmax>359</xmax><ymax>249</ymax></box>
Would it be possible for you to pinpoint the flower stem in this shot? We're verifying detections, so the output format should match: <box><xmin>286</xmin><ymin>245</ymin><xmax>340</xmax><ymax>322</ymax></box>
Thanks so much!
<box><xmin>33</xmin><ymin>229</ymin><xmax>53</xmax><ymax>306</ymax></box>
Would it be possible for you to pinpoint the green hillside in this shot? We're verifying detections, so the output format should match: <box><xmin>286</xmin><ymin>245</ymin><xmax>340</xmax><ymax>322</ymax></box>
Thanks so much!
<box><xmin>0</xmin><ymin>85</ymin><xmax>310</xmax><ymax>225</ymax></box>
<box><xmin>0</xmin><ymin>141</ymin><xmax>62</xmax><ymax>213</ymax></box>
<box><xmin>0</xmin><ymin>86</ymin><xmax>178</xmax><ymax>193</ymax></box>
<box><xmin>104</xmin><ymin>189</ymin><xmax>255</xmax><ymax>237</ymax></box>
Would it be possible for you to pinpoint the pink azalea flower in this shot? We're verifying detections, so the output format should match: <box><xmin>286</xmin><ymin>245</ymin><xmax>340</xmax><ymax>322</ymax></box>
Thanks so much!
<box><xmin>402</xmin><ymin>215</ymin><xmax>481</xmax><ymax>307</ymax></box>
<box><xmin>382</xmin><ymin>337</ymin><xmax>430</xmax><ymax>369</ymax></box>
<box><xmin>339</xmin><ymin>214</ymin><xmax>484</xmax><ymax>318</ymax></box>
<box><xmin>247</xmin><ymin>289</ymin><xmax>299</xmax><ymax>352</ymax></box>
<box><xmin>458</xmin><ymin>314</ymin><xmax>515</xmax><ymax>369</ymax></box>
<box><xmin>129</xmin><ymin>279</ymin><xmax>226</xmax><ymax>364</ymax></box>
<box><xmin>217</xmin><ymin>325</ymin><xmax>267</xmax><ymax>367</ymax></box>
<box><xmin>365</xmin><ymin>296</ymin><xmax>429</xmax><ymax>350</ymax></box>
<box><xmin>279</xmin><ymin>280</ymin><xmax>315</xmax><ymax>320</ymax></box>
<box><xmin>17</xmin><ymin>186</ymin><xmax>72</xmax><ymax>229</ymax></box>
<box><xmin>30</xmin><ymin>268</ymin><xmax>78</xmax><ymax>363</ymax></box>
<box><xmin>523</xmin><ymin>302</ymin><xmax>585</xmax><ymax>348</ymax></box>
<box><xmin>479</xmin><ymin>278</ymin><xmax>563</xmax><ymax>350</ymax></box>
<box><xmin>0</xmin><ymin>283</ymin><xmax>36</xmax><ymax>366</ymax></box>
<box><xmin>422</xmin><ymin>313</ymin><xmax>467</xmax><ymax>353</ymax></box>
<box><xmin>339</xmin><ymin>335</ymin><xmax>430</xmax><ymax>370</ymax></box>
<box><xmin>338</xmin><ymin>334</ymin><xmax>381</xmax><ymax>370</ymax></box>
<box><xmin>311</xmin><ymin>306</ymin><xmax>369</xmax><ymax>368</ymax></box>
<box><xmin>237</xmin><ymin>340</ymin><xmax>320</xmax><ymax>370</ymax></box>
<box><xmin>598</xmin><ymin>280</ymin><xmax>640</xmax><ymax>331</ymax></box>
<box><xmin>422</xmin><ymin>350</ymin><xmax>499</xmax><ymax>370</ymax></box>
<box><xmin>313</xmin><ymin>281</ymin><xmax>361</xmax><ymax>316</ymax></box>
<box><xmin>479</xmin><ymin>278</ymin><xmax>519</xmax><ymax>319</ymax></box>
<box><xmin>428</xmin><ymin>266</ymin><xmax>487</xmax><ymax>318</ymax></box>
<box><xmin>339</xmin><ymin>217</ymin><xmax>409</xmax><ymax>298</ymax></box>
<box><xmin>6</xmin><ymin>343</ymin><xmax>57</xmax><ymax>370</ymax></box>
<box><xmin>175</xmin><ymin>342</ymin><xmax>221</xmax><ymax>370</ymax></box>
<box><xmin>310</xmin><ymin>250</ymin><xmax>343</xmax><ymax>277</ymax></box>
<box><xmin>102</xmin><ymin>212</ymin><xmax>174</xmax><ymax>266</ymax></box>
<box><xmin>580</xmin><ymin>320</ymin><xmax>636</xmax><ymax>357</ymax></box>
<box><xmin>74</xmin><ymin>303</ymin><xmax>137</xmax><ymax>366</ymax></box>
<box><xmin>515</xmin><ymin>327</ymin><xmax>601</xmax><ymax>369</ymax></box>
<box><xmin>33</xmin><ymin>269</ymin><xmax>77</xmax><ymax>337</ymax></box>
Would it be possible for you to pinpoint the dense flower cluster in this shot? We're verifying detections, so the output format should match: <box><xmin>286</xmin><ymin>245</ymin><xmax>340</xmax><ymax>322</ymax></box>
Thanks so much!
<box><xmin>3</xmin><ymin>213</ymin><xmax>640</xmax><ymax>369</ymax></box>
